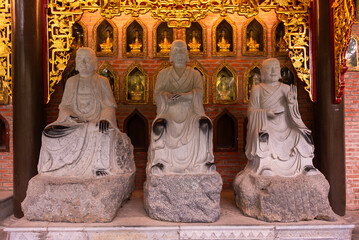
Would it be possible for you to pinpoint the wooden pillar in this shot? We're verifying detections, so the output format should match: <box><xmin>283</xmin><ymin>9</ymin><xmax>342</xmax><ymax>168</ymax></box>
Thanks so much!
<box><xmin>314</xmin><ymin>0</ymin><xmax>346</xmax><ymax>215</ymax></box>
<box><xmin>12</xmin><ymin>0</ymin><xmax>45</xmax><ymax>217</ymax></box>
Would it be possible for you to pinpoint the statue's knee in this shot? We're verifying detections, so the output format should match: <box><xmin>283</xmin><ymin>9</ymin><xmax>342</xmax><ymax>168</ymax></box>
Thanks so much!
<box><xmin>199</xmin><ymin>117</ymin><xmax>212</xmax><ymax>132</ymax></box>
<box><xmin>153</xmin><ymin>118</ymin><xmax>167</xmax><ymax>136</ymax></box>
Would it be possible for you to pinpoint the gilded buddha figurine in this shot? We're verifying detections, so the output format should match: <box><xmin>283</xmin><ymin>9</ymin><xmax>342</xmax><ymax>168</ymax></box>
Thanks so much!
<box><xmin>159</xmin><ymin>30</ymin><xmax>172</xmax><ymax>53</ymax></box>
<box><xmin>247</xmin><ymin>30</ymin><xmax>260</xmax><ymax>52</ymax></box>
<box><xmin>217</xmin><ymin>30</ymin><xmax>230</xmax><ymax>52</ymax></box>
<box><xmin>129</xmin><ymin>74</ymin><xmax>144</xmax><ymax>101</ymax></box>
<box><xmin>188</xmin><ymin>30</ymin><xmax>201</xmax><ymax>53</ymax></box>
<box><xmin>129</xmin><ymin>30</ymin><xmax>142</xmax><ymax>53</ymax></box>
<box><xmin>277</xmin><ymin>30</ymin><xmax>286</xmax><ymax>52</ymax></box>
<box><xmin>216</xmin><ymin>75</ymin><xmax>232</xmax><ymax>101</ymax></box>
<box><xmin>100</xmin><ymin>30</ymin><xmax>113</xmax><ymax>53</ymax></box>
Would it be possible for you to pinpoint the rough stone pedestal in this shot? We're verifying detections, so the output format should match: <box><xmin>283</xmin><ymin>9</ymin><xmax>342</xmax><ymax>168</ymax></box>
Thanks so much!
<box><xmin>21</xmin><ymin>172</ymin><xmax>135</xmax><ymax>223</ymax></box>
<box><xmin>144</xmin><ymin>172</ymin><xmax>222</xmax><ymax>223</ymax></box>
<box><xmin>233</xmin><ymin>171</ymin><xmax>335</xmax><ymax>222</ymax></box>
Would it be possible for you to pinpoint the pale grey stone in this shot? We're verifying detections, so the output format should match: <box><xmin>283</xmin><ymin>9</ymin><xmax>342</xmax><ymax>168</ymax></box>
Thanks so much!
<box><xmin>22</xmin><ymin>172</ymin><xmax>135</xmax><ymax>223</ymax></box>
<box><xmin>144</xmin><ymin>172</ymin><xmax>222</xmax><ymax>223</ymax></box>
<box><xmin>233</xmin><ymin>171</ymin><xmax>336</xmax><ymax>222</ymax></box>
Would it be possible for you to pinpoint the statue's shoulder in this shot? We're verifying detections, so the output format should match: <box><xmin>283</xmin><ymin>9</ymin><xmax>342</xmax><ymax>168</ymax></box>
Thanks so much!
<box><xmin>65</xmin><ymin>74</ymin><xmax>79</xmax><ymax>87</ymax></box>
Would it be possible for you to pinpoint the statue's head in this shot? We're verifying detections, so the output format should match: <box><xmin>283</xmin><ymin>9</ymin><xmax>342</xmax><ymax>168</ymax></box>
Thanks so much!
<box><xmin>75</xmin><ymin>47</ymin><xmax>97</xmax><ymax>77</ymax></box>
<box><xmin>261</xmin><ymin>58</ymin><xmax>281</xmax><ymax>84</ymax></box>
<box><xmin>169</xmin><ymin>40</ymin><xmax>189</xmax><ymax>68</ymax></box>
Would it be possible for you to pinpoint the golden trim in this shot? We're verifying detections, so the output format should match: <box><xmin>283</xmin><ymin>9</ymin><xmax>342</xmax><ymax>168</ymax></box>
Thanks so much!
<box><xmin>123</xmin><ymin>61</ymin><xmax>149</xmax><ymax>104</ymax></box>
<box><xmin>272</xmin><ymin>20</ymin><xmax>287</xmax><ymax>57</ymax></box>
<box><xmin>212</xmin><ymin>61</ymin><xmax>238</xmax><ymax>104</ymax></box>
<box><xmin>152</xmin><ymin>61</ymin><xmax>171</xmax><ymax>104</ymax></box>
<box><xmin>152</xmin><ymin>21</ymin><xmax>175</xmax><ymax>58</ymax></box>
<box><xmin>243</xmin><ymin>62</ymin><xmax>261</xmax><ymax>104</ymax></box>
<box><xmin>93</xmin><ymin>17</ymin><xmax>118</xmax><ymax>57</ymax></box>
<box><xmin>97</xmin><ymin>61</ymin><xmax>120</xmax><ymax>103</ymax></box>
<box><xmin>191</xmin><ymin>60</ymin><xmax>209</xmax><ymax>104</ymax></box>
<box><xmin>122</xmin><ymin>17</ymin><xmax>148</xmax><ymax>58</ymax></box>
<box><xmin>212</xmin><ymin>17</ymin><xmax>237</xmax><ymax>57</ymax></box>
<box><xmin>184</xmin><ymin>21</ymin><xmax>207</xmax><ymax>58</ymax></box>
<box><xmin>46</xmin><ymin>0</ymin><xmax>314</xmax><ymax>102</ymax></box>
<box><xmin>332</xmin><ymin>0</ymin><xmax>355</xmax><ymax>103</ymax></box>
<box><xmin>242</xmin><ymin>17</ymin><xmax>267</xmax><ymax>57</ymax></box>
<box><xmin>0</xmin><ymin>0</ymin><xmax>11</xmax><ymax>103</ymax></box>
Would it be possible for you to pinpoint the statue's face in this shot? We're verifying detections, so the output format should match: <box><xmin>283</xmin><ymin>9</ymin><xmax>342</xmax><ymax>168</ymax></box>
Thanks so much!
<box><xmin>76</xmin><ymin>49</ymin><xmax>96</xmax><ymax>76</ymax></box>
<box><xmin>171</xmin><ymin>43</ymin><xmax>187</xmax><ymax>68</ymax></box>
<box><xmin>261</xmin><ymin>59</ymin><xmax>281</xmax><ymax>84</ymax></box>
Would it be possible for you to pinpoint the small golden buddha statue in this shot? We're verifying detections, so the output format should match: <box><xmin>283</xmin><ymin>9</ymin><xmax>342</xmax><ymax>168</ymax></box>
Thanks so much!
<box><xmin>129</xmin><ymin>30</ymin><xmax>142</xmax><ymax>53</ymax></box>
<box><xmin>277</xmin><ymin>30</ymin><xmax>286</xmax><ymax>52</ymax></box>
<box><xmin>247</xmin><ymin>30</ymin><xmax>260</xmax><ymax>52</ymax></box>
<box><xmin>159</xmin><ymin>30</ymin><xmax>172</xmax><ymax>53</ymax></box>
<box><xmin>217</xmin><ymin>75</ymin><xmax>232</xmax><ymax>101</ymax></box>
<box><xmin>217</xmin><ymin>30</ymin><xmax>231</xmax><ymax>52</ymax></box>
<box><xmin>188</xmin><ymin>30</ymin><xmax>201</xmax><ymax>53</ymax></box>
<box><xmin>100</xmin><ymin>30</ymin><xmax>113</xmax><ymax>53</ymax></box>
<box><xmin>129</xmin><ymin>74</ymin><xmax>144</xmax><ymax>101</ymax></box>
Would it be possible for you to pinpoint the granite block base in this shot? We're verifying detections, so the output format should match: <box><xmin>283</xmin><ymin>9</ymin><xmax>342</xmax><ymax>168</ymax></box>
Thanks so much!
<box><xmin>21</xmin><ymin>172</ymin><xmax>135</xmax><ymax>223</ymax></box>
<box><xmin>144</xmin><ymin>172</ymin><xmax>223</xmax><ymax>223</ymax></box>
<box><xmin>233</xmin><ymin>170</ymin><xmax>336</xmax><ymax>222</ymax></box>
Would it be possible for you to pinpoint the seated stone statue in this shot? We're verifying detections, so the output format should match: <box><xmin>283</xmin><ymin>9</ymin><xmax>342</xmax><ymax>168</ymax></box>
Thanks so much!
<box><xmin>38</xmin><ymin>47</ymin><xmax>134</xmax><ymax>177</ymax></box>
<box><xmin>147</xmin><ymin>40</ymin><xmax>214</xmax><ymax>175</ymax></box>
<box><xmin>245</xmin><ymin>58</ymin><xmax>315</xmax><ymax>177</ymax></box>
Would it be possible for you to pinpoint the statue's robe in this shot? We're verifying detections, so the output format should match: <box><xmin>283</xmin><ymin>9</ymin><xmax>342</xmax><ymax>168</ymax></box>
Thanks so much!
<box><xmin>38</xmin><ymin>74</ymin><xmax>133</xmax><ymax>177</ymax></box>
<box><xmin>148</xmin><ymin>66</ymin><xmax>214</xmax><ymax>174</ymax></box>
<box><xmin>245</xmin><ymin>82</ymin><xmax>314</xmax><ymax>176</ymax></box>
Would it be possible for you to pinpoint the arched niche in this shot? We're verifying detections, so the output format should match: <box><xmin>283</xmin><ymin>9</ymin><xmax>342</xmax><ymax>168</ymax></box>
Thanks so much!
<box><xmin>124</xmin><ymin>62</ymin><xmax>149</xmax><ymax>104</ymax></box>
<box><xmin>153</xmin><ymin>21</ymin><xmax>175</xmax><ymax>58</ymax></box>
<box><xmin>242</xmin><ymin>17</ymin><xmax>267</xmax><ymax>56</ymax></box>
<box><xmin>70</xmin><ymin>20</ymin><xmax>88</xmax><ymax>55</ymax></box>
<box><xmin>212</xmin><ymin>17</ymin><xmax>237</xmax><ymax>57</ymax></box>
<box><xmin>122</xmin><ymin>17</ymin><xmax>147</xmax><ymax>58</ymax></box>
<box><xmin>280</xmin><ymin>63</ymin><xmax>298</xmax><ymax>86</ymax></box>
<box><xmin>212</xmin><ymin>61</ymin><xmax>238</xmax><ymax>104</ymax></box>
<box><xmin>185</xmin><ymin>21</ymin><xmax>207</xmax><ymax>57</ymax></box>
<box><xmin>213</xmin><ymin>109</ymin><xmax>238</xmax><ymax>152</ymax></box>
<box><xmin>124</xmin><ymin>109</ymin><xmax>148</xmax><ymax>152</ymax></box>
<box><xmin>191</xmin><ymin>60</ymin><xmax>209</xmax><ymax>104</ymax></box>
<box><xmin>0</xmin><ymin>115</ymin><xmax>9</xmax><ymax>152</ymax></box>
<box><xmin>243</xmin><ymin>62</ymin><xmax>261</xmax><ymax>103</ymax></box>
<box><xmin>152</xmin><ymin>61</ymin><xmax>171</xmax><ymax>104</ymax></box>
<box><xmin>93</xmin><ymin>18</ymin><xmax>118</xmax><ymax>57</ymax></box>
<box><xmin>97</xmin><ymin>61</ymin><xmax>120</xmax><ymax>103</ymax></box>
<box><xmin>346</xmin><ymin>34</ymin><xmax>359</xmax><ymax>71</ymax></box>
<box><xmin>272</xmin><ymin>21</ymin><xmax>287</xmax><ymax>57</ymax></box>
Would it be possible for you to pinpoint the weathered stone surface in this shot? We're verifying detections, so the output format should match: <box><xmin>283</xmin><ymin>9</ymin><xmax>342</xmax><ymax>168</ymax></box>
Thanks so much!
<box><xmin>144</xmin><ymin>172</ymin><xmax>222</xmax><ymax>223</ymax></box>
<box><xmin>22</xmin><ymin>172</ymin><xmax>135</xmax><ymax>223</ymax></box>
<box><xmin>233</xmin><ymin>171</ymin><xmax>336</xmax><ymax>222</ymax></box>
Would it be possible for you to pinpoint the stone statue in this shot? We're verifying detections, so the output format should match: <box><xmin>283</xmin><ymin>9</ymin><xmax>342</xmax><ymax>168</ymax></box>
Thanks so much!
<box><xmin>233</xmin><ymin>58</ymin><xmax>334</xmax><ymax>222</ymax></box>
<box><xmin>129</xmin><ymin>30</ymin><xmax>142</xmax><ymax>53</ymax></box>
<box><xmin>217</xmin><ymin>30</ymin><xmax>230</xmax><ymax>52</ymax></box>
<box><xmin>148</xmin><ymin>40</ymin><xmax>214</xmax><ymax>175</ymax></box>
<box><xmin>100</xmin><ymin>30</ymin><xmax>113</xmax><ymax>52</ymax></box>
<box><xmin>159</xmin><ymin>30</ymin><xmax>171</xmax><ymax>53</ymax></box>
<box><xmin>247</xmin><ymin>30</ymin><xmax>260</xmax><ymax>52</ymax></box>
<box><xmin>23</xmin><ymin>48</ymin><xmax>136</xmax><ymax>223</ymax></box>
<box><xmin>38</xmin><ymin>47</ymin><xmax>135</xmax><ymax>177</ymax></box>
<box><xmin>144</xmin><ymin>40</ymin><xmax>222</xmax><ymax>223</ymax></box>
<box><xmin>245</xmin><ymin>58</ymin><xmax>315</xmax><ymax>176</ymax></box>
<box><xmin>188</xmin><ymin>30</ymin><xmax>201</xmax><ymax>52</ymax></box>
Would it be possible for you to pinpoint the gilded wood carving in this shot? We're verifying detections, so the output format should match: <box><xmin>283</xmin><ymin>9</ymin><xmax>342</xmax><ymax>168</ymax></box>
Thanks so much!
<box><xmin>0</xmin><ymin>0</ymin><xmax>11</xmax><ymax>103</ymax></box>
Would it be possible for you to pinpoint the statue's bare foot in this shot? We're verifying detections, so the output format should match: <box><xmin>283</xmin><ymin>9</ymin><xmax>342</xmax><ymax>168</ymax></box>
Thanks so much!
<box><xmin>151</xmin><ymin>163</ymin><xmax>164</xmax><ymax>175</ymax></box>
<box><xmin>96</xmin><ymin>170</ymin><xmax>109</xmax><ymax>177</ymax></box>
<box><xmin>303</xmin><ymin>165</ymin><xmax>317</xmax><ymax>175</ymax></box>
